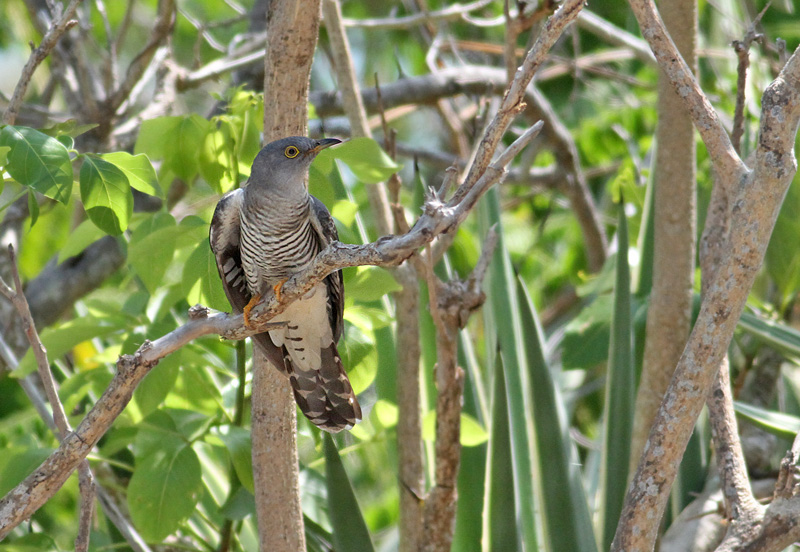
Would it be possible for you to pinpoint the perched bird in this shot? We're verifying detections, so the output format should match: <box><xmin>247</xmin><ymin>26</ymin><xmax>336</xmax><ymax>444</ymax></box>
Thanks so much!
<box><xmin>209</xmin><ymin>136</ymin><xmax>361</xmax><ymax>432</ymax></box>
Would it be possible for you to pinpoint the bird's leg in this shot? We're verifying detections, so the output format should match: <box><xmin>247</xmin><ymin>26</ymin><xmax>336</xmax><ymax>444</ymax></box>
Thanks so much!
<box><xmin>273</xmin><ymin>278</ymin><xmax>288</xmax><ymax>302</ymax></box>
<box><xmin>243</xmin><ymin>294</ymin><xmax>262</xmax><ymax>328</ymax></box>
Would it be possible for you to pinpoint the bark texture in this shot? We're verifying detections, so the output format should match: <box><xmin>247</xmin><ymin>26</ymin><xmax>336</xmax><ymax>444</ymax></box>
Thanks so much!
<box><xmin>630</xmin><ymin>0</ymin><xmax>698</xmax><ymax>473</ymax></box>
<box><xmin>251</xmin><ymin>1</ymin><xmax>323</xmax><ymax>549</ymax></box>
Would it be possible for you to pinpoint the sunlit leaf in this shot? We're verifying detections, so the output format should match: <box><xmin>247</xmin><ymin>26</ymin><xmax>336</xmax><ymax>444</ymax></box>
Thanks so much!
<box><xmin>316</xmin><ymin>137</ymin><xmax>401</xmax><ymax>184</ymax></box>
<box><xmin>0</xmin><ymin>125</ymin><xmax>73</xmax><ymax>203</ymax></box>
<box><xmin>101</xmin><ymin>151</ymin><xmax>162</xmax><ymax>198</ymax></box>
<box><xmin>80</xmin><ymin>154</ymin><xmax>133</xmax><ymax>235</ymax></box>
<box><xmin>183</xmin><ymin>238</ymin><xmax>230</xmax><ymax>312</ymax></box>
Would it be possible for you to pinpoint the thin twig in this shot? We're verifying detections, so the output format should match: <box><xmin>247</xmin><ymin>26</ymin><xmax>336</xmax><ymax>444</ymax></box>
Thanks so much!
<box><xmin>731</xmin><ymin>6</ymin><xmax>767</xmax><ymax>155</ymax></box>
<box><xmin>339</xmin><ymin>0</ymin><xmax>493</xmax><ymax>30</ymax></box>
<box><xmin>2</xmin><ymin>0</ymin><xmax>80</xmax><ymax>125</ymax></box>
<box><xmin>0</xmin><ymin>245</ymin><xmax>96</xmax><ymax>550</ymax></box>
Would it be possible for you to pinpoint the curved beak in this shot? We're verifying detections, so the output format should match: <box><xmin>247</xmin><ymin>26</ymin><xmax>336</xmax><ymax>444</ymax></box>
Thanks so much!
<box><xmin>309</xmin><ymin>138</ymin><xmax>342</xmax><ymax>156</ymax></box>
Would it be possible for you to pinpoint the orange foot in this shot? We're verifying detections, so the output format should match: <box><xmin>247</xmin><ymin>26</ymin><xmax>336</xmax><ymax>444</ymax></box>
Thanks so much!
<box><xmin>243</xmin><ymin>294</ymin><xmax>262</xmax><ymax>328</ymax></box>
<box><xmin>273</xmin><ymin>278</ymin><xmax>287</xmax><ymax>302</ymax></box>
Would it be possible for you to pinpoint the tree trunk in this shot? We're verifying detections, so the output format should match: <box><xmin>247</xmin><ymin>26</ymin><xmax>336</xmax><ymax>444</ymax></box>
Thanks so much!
<box><xmin>251</xmin><ymin>1</ymin><xmax>323</xmax><ymax>550</ymax></box>
<box><xmin>629</xmin><ymin>0</ymin><xmax>697</xmax><ymax>474</ymax></box>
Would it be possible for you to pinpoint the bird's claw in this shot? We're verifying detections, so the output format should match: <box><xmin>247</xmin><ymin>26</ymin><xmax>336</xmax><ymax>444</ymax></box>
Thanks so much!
<box><xmin>273</xmin><ymin>279</ymin><xmax>287</xmax><ymax>302</ymax></box>
<box><xmin>243</xmin><ymin>294</ymin><xmax>262</xmax><ymax>328</ymax></box>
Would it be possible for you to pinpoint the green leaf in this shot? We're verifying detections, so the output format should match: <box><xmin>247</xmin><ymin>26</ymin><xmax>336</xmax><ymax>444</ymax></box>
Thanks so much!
<box><xmin>733</xmin><ymin>401</ymin><xmax>800</xmax><ymax>440</ymax></box>
<box><xmin>0</xmin><ymin>447</ymin><xmax>55</xmax><ymax>496</ymax></box>
<box><xmin>217</xmin><ymin>426</ymin><xmax>254</xmax><ymax>493</ymax></box>
<box><xmin>600</xmin><ymin>203</ymin><xmax>635</xmax><ymax>551</ymax></box>
<box><xmin>324</xmin><ymin>434</ymin><xmax>374</xmax><ymax>552</ymax></box>
<box><xmin>128</xmin><ymin>212</ymin><xmax>179</xmax><ymax>293</ymax></box>
<box><xmin>79</xmin><ymin>155</ymin><xmax>133</xmax><ymax>235</ymax></box>
<box><xmin>422</xmin><ymin>411</ymin><xmax>489</xmax><ymax>446</ymax></box>
<box><xmin>561</xmin><ymin>295</ymin><xmax>612</xmax><ymax>369</ymax></box>
<box><xmin>766</xmin><ymin>174</ymin><xmax>800</xmax><ymax>300</ymax></box>
<box><xmin>0</xmin><ymin>145</ymin><xmax>10</xmax><ymax>165</ymax></box>
<box><xmin>40</xmin><ymin>120</ymin><xmax>99</xmax><ymax>139</ymax></box>
<box><xmin>101</xmin><ymin>151</ymin><xmax>162</xmax><ymax>198</ymax></box>
<box><xmin>317</xmin><ymin>137</ymin><xmax>401</xmax><ymax>184</ymax></box>
<box><xmin>183</xmin><ymin>239</ymin><xmax>230</xmax><ymax>311</ymax></box>
<box><xmin>518</xmin><ymin>278</ymin><xmax>598</xmax><ymax>552</ymax></box>
<box><xmin>484</xmin><ymin>354</ymin><xmax>521</xmax><ymax>552</ymax></box>
<box><xmin>26</xmin><ymin>189</ymin><xmax>38</xmax><ymax>228</ymax></box>
<box><xmin>346</xmin><ymin>267</ymin><xmax>402</xmax><ymax>302</ymax></box>
<box><xmin>11</xmin><ymin>315</ymin><xmax>129</xmax><ymax>378</ymax></box>
<box><xmin>0</xmin><ymin>125</ymin><xmax>73</xmax><ymax>203</ymax></box>
<box><xmin>738</xmin><ymin>310</ymin><xmax>800</xmax><ymax>359</ymax></box>
<box><xmin>135</xmin><ymin>116</ymin><xmax>183</xmax><ymax>158</ymax></box>
<box><xmin>58</xmin><ymin>218</ymin><xmax>107</xmax><ymax>262</ymax></box>
<box><xmin>481</xmin><ymin>189</ymin><xmax>538</xmax><ymax>550</ymax></box>
<box><xmin>169</xmin><ymin>114</ymin><xmax>213</xmax><ymax>182</ymax></box>
<box><xmin>128</xmin><ymin>442</ymin><xmax>203</xmax><ymax>541</ymax></box>
<box><xmin>134</xmin><ymin>351</ymin><xmax>181</xmax><ymax>416</ymax></box>
<box><xmin>199</xmin><ymin>122</ymin><xmax>238</xmax><ymax>194</ymax></box>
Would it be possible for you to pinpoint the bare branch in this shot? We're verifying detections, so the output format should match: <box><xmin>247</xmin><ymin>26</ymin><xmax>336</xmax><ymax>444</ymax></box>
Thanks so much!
<box><xmin>613</xmin><ymin>44</ymin><xmax>800</xmax><ymax>552</ymax></box>
<box><xmin>2</xmin><ymin>0</ymin><xmax>80</xmax><ymax>125</ymax></box>
<box><xmin>627</xmin><ymin>0</ymin><xmax>746</xmax><ymax>185</ymax></box>
<box><xmin>339</xmin><ymin>0</ymin><xmax>494</xmax><ymax>30</ymax></box>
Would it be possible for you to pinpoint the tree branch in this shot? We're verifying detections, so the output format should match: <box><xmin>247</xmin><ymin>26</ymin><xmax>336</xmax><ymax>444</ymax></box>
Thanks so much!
<box><xmin>612</xmin><ymin>43</ymin><xmax>800</xmax><ymax>552</ymax></box>
<box><xmin>2</xmin><ymin>0</ymin><xmax>80</xmax><ymax>125</ymax></box>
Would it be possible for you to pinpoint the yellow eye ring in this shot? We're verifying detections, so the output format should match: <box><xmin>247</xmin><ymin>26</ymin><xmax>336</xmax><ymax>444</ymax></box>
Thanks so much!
<box><xmin>284</xmin><ymin>146</ymin><xmax>300</xmax><ymax>158</ymax></box>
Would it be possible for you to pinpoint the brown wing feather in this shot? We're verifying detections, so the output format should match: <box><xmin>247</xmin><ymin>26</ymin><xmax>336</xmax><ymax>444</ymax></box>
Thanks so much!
<box><xmin>209</xmin><ymin>189</ymin><xmax>287</xmax><ymax>371</ymax></box>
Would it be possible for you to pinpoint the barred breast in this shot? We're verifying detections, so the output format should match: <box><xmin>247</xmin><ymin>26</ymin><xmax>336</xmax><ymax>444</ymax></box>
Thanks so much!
<box><xmin>238</xmin><ymin>196</ymin><xmax>319</xmax><ymax>296</ymax></box>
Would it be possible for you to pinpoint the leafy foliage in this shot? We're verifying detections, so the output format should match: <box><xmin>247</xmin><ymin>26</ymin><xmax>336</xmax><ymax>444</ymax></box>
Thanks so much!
<box><xmin>2</xmin><ymin>0</ymin><xmax>800</xmax><ymax>550</ymax></box>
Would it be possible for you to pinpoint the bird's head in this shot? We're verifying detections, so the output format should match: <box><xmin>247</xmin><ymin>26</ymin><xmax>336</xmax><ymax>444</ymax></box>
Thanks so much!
<box><xmin>248</xmin><ymin>136</ymin><xmax>341</xmax><ymax>199</ymax></box>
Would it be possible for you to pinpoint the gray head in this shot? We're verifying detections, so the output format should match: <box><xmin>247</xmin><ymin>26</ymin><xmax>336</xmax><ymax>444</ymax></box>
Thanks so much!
<box><xmin>247</xmin><ymin>136</ymin><xmax>340</xmax><ymax>201</ymax></box>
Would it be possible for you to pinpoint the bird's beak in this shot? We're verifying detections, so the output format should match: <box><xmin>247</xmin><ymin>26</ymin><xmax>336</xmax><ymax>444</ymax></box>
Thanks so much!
<box><xmin>309</xmin><ymin>138</ymin><xmax>342</xmax><ymax>156</ymax></box>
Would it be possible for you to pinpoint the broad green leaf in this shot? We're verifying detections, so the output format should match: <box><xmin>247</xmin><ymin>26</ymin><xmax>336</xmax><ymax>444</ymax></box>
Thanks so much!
<box><xmin>128</xmin><ymin>442</ymin><xmax>203</xmax><ymax>541</ymax></box>
<box><xmin>58</xmin><ymin>218</ymin><xmax>107</xmax><ymax>262</ymax></box>
<box><xmin>40</xmin><ymin>120</ymin><xmax>98</xmax><ymax>138</ymax></box>
<box><xmin>324</xmin><ymin>434</ymin><xmax>374</xmax><ymax>552</ymax></box>
<box><xmin>600</xmin><ymin>203</ymin><xmax>635</xmax><ymax>551</ymax></box>
<box><xmin>199</xmin><ymin>122</ymin><xmax>237</xmax><ymax>194</ymax></box>
<box><xmin>518</xmin><ymin>279</ymin><xmax>598</xmax><ymax>552</ymax></box>
<box><xmin>217</xmin><ymin>426</ymin><xmax>254</xmax><ymax>493</ymax></box>
<box><xmin>170</xmin><ymin>114</ymin><xmax>213</xmax><ymax>182</ymax></box>
<box><xmin>330</xmin><ymin>199</ymin><xmax>359</xmax><ymax>228</ymax></box>
<box><xmin>422</xmin><ymin>411</ymin><xmax>489</xmax><ymax>446</ymax></box>
<box><xmin>0</xmin><ymin>125</ymin><xmax>73</xmax><ymax>203</ymax></box>
<box><xmin>80</xmin><ymin>155</ymin><xmax>133</xmax><ymax>235</ymax></box>
<box><xmin>135</xmin><ymin>116</ymin><xmax>183</xmax><ymax>158</ymax></box>
<box><xmin>134</xmin><ymin>351</ymin><xmax>182</xmax><ymax>416</ymax></box>
<box><xmin>101</xmin><ymin>151</ymin><xmax>162</xmax><ymax>198</ymax></box>
<box><xmin>0</xmin><ymin>145</ymin><xmax>10</xmax><ymax>165</ymax></box>
<box><xmin>183</xmin><ymin>239</ymin><xmax>230</xmax><ymax>312</ymax></box>
<box><xmin>0</xmin><ymin>447</ymin><xmax>55</xmax><ymax>496</ymax></box>
<box><xmin>26</xmin><ymin>188</ymin><xmax>38</xmax><ymax>228</ymax></box>
<box><xmin>346</xmin><ymin>266</ymin><xmax>402</xmax><ymax>302</ymax></box>
<box><xmin>733</xmin><ymin>401</ymin><xmax>800</xmax><ymax>440</ymax></box>
<box><xmin>317</xmin><ymin>137</ymin><xmax>401</xmax><ymax>184</ymax></box>
<box><xmin>128</xmin><ymin>212</ymin><xmax>179</xmax><ymax>293</ymax></box>
<box><xmin>11</xmin><ymin>315</ymin><xmax>129</xmax><ymax>378</ymax></box>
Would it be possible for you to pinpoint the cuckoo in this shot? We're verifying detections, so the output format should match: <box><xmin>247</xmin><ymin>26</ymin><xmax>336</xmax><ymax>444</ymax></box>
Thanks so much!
<box><xmin>210</xmin><ymin>136</ymin><xmax>361</xmax><ymax>432</ymax></box>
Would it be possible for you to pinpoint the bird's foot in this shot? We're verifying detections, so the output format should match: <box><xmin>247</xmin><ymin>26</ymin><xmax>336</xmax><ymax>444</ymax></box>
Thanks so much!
<box><xmin>273</xmin><ymin>279</ymin><xmax>287</xmax><ymax>302</ymax></box>
<box><xmin>243</xmin><ymin>294</ymin><xmax>262</xmax><ymax>328</ymax></box>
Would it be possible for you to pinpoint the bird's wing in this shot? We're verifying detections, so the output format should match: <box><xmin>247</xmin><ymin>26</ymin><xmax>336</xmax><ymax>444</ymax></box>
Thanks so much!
<box><xmin>309</xmin><ymin>195</ymin><xmax>345</xmax><ymax>341</ymax></box>
<box><xmin>209</xmin><ymin>188</ymin><xmax>287</xmax><ymax>371</ymax></box>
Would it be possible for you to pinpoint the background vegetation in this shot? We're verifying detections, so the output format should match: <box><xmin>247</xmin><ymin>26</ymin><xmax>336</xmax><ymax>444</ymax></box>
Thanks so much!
<box><xmin>1</xmin><ymin>0</ymin><xmax>800</xmax><ymax>551</ymax></box>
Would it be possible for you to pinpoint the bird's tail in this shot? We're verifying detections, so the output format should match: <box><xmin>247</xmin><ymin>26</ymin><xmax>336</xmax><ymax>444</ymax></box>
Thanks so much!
<box><xmin>285</xmin><ymin>343</ymin><xmax>362</xmax><ymax>432</ymax></box>
<box><xmin>252</xmin><ymin>335</ymin><xmax>361</xmax><ymax>432</ymax></box>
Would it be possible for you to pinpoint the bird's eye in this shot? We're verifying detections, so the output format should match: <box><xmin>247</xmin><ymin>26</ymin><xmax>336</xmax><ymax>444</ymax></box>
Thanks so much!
<box><xmin>284</xmin><ymin>146</ymin><xmax>300</xmax><ymax>158</ymax></box>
